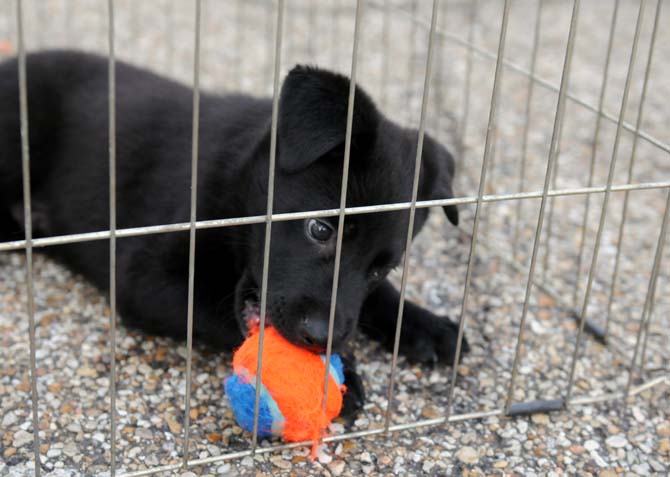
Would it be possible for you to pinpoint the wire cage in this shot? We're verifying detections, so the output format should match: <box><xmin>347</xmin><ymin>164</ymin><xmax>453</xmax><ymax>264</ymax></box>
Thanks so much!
<box><xmin>0</xmin><ymin>0</ymin><xmax>668</xmax><ymax>475</ymax></box>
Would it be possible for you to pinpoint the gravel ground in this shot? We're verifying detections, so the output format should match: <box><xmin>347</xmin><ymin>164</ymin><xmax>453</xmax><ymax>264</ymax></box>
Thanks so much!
<box><xmin>1</xmin><ymin>1</ymin><xmax>669</xmax><ymax>476</ymax></box>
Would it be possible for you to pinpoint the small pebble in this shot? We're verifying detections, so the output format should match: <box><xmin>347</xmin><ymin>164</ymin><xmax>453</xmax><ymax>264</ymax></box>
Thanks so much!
<box><xmin>456</xmin><ymin>446</ymin><xmax>479</xmax><ymax>464</ymax></box>
<box><xmin>649</xmin><ymin>459</ymin><xmax>665</xmax><ymax>472</ymax></box>
<box><xmin>531</xmin><ymin>414</ymin><xmax>550</xmax><ymax>425</ymax></box>
<box><xmin>318</xmin><ymin>451</ymin><xmax>333</xmax><ymax>465</ymax></box>
<box><xmin>328</xmin><ymin>460</ymin><xmax>345</xmax><ymax>476</ymax></box>
<box><xmin>269</xmin><ymin>456</ymin><xmax>291</xmax><ymax>469</ymax></box>
<box><xmin>605</xmin><ymin>435</ymin><xmax>628</xmax><ymax>449</ymax></box>
<box><xmin>46</xmin><ymin>449</ymin><xmax>62</xmax><ymax>458</ymax></box>
<box><xmin>12</xmin><ymin>430</ymin><xmax>34</xmax><ymax>447</ymax></box>
<box><xmin>584</xmin><ymin>440</ymin><xmax>599</xmax><ymax>451</ymax></box>
<box><xmin>2</xmin><ymin>412</ymin><xmax>17</xmax><ymax>427</ymax></box>
<box><xmin>62</xmin><ymin>442</ymin><xmax>78</xmax><ymax>457</ymax></box>
<box><xmin>422</xmin><ymin>461</ymin><xmax>435</xmax><ymax>473</ymax></box>
<box><xmin>215</xmin><ymin>464</ymin><xmax>231</xmax><ymax>474</ymax></box>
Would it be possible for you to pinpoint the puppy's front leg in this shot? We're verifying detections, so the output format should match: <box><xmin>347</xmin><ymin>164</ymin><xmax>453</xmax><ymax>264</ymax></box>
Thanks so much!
<box><xmin>359</xmin><ymin>279</ymin><xmax>469</xmax><ymax>365</ymax></box>
<box><xmin>339</xmin><ymin>353</ymin><xmax>366</xmax><ymax>419</ymax></box>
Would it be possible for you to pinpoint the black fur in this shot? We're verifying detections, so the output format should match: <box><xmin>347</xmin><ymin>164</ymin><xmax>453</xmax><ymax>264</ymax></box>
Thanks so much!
<box><xmin>0</xmin><ymin>51</ymin><xmax>468</xmax><ymax>416</ymax></box>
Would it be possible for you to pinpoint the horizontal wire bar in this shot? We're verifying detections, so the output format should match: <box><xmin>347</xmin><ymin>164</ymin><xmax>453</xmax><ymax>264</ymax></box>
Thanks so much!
<box><xmin>367</xmin><ymin>0</ymin><xmax>670</xmax><ymax>155</ymax></box>
<box><xmin>570</xmin><ymin>375</ymin><xmax>668</xmax><ymax>406</ymax></box>
<box><xmin>114</xmin><ymin>375</ymin><xmax>669</xmax><ymax>477</ymax></box>
<box><xmin>2</xmin><ymin>181</ymin><xmax>668</xmax><ymax>253</ymax></box>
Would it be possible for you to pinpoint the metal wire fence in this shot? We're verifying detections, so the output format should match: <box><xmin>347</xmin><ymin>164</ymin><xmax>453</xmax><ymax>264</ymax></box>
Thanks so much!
<box><xmin>1</xmin><ymin>0</ymin><xmax>668</xmax><ymax>475</ymax></box>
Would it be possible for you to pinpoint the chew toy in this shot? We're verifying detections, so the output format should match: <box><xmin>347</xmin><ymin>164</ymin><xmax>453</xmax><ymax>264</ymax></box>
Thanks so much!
<box><xmin>224</xmin><ymin>325</ymin><xmax>346</xmax><ymax>456</ymax></box>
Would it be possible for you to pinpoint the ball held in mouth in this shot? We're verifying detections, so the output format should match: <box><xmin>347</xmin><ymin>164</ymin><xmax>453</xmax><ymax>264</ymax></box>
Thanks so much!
<box><xmin>224</xmin><ymin>324</ymin><xmax>346</xmax><ymax>458</ymax></box>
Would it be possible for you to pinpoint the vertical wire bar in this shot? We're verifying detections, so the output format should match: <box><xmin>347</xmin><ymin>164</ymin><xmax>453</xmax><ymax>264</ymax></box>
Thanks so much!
<box><xmin>459</xmin><ymin>0</ymin><xmax>478</xmax><ymax>143</ymax></box>
<box><xmin>380</xmin><ymin>0</ymin><xmax>390</xmax><ymax>111</ymax></box>
<box><xmin>250</xmin><ymin>0</ymin><xmax>284</xmax><ymax>452</ymax></box>
<box><xmin>321</xmin><ymin>0</ymin><xmax>363</xmax><ymax>439</ymax></box>
<box><xmin>511</xmin><ymin>0</ymin><xmax>544</xmax><ymax>262</ymax></box>
<box><xmin>384</xmin><ymin>0</ymin><xmax>440</xmax><ymax>433</ymax></box>
<box><xmin>572</xmin><ymin>0</ymin><xmax>620</xmax><ymax>308</ymax></box>
<box><xmin>504</xmin><ymin>0</ymin><xmax>581</xmax><ymax>413</ymax></box>
<box><xmin>564</xmin><ymin>0</ymin><xmax>646</xmax><ymax>406</ymax></box>
<box><xmin>623</xmin><ymin>186</ymin><xmax>669</xmax><ymax>406</ymax></box>
<box><xmin>181</xmin><ymin>0</ymin><xmax>202</xmax><ymax>466</ymax></box>
<box><xmin>481</xmin><ymin>123</ymin><xmax>498</xmax><ymax>243</ymax></box>
<box><xmin>444</xmin><ymin>0</ymin><xmax>512</xmax><ymax>422</ymax></box>
<box><xmin>541</xmin><ymin>95</ymin><xmax>571</xmax><ymax>285</ymax></box>
<box><xmin>483</xmin><ymin>7</ymin><xmax>506</xmax><ymax>245</ymax></box>
<box><xmin>604</xmin><ymin>0</ymin><xmax>662</xmax><ymax>337</ymax></box>
<box><xmin>16</xmin><ymin>0</ymin><xmax>41</xmax><ymax>474</ymax></box>
<box><xmin>639</xmin><ymin>257</ymin><xmax>663</xmax><ymax>373</ymax></box>
<box><xmin>406</xmin><ymin>0</ymin><xmax>418</xmax><ymax>124</ymax></box>
<box><xmin>637</xmin><ymin>252</ymin><xmax>664</xmax><ymax>376</ymax></box>
<box><xmin>107</xmin><ymin>0</ymin><xmax>118</xmax><ymax>474</ymax></box>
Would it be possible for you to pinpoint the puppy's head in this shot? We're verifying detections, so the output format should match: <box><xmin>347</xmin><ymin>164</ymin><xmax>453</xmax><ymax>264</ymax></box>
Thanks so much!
<box><xmin>236</xmin><ymin>65</ymin><xmax>458</xmax><ymax>352</ymax></box>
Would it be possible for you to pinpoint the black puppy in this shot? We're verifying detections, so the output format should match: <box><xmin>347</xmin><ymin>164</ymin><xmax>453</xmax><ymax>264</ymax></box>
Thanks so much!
<box><xmin>0</xmin><ymin>50</ymin><xmax>468</xmax><ymax>415</ymax></box>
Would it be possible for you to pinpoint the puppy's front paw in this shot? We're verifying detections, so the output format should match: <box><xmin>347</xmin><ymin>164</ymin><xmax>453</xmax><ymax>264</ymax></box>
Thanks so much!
<box><xmin>399</xmin><ymin>313</ymin><xmax>469</xmax><ymax>366</ymax></box>
<box><xmin>340</xmin><ymin>366</ymin><xmax>365</xmax><ymax>420</ymax></box>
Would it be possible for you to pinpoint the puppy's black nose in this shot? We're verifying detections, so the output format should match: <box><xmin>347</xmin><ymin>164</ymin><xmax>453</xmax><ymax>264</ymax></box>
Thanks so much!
<box><xmin>299</xmin><ymin>316</ymin><xmax>330</xmax><ymax>350</ymax></box>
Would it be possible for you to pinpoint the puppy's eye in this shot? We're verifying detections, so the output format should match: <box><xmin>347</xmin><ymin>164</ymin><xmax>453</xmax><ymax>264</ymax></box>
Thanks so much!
<box><xmin>306</xmin><ymin>218</ymin><xmax>333</xmax><ymax>243</ymax></box>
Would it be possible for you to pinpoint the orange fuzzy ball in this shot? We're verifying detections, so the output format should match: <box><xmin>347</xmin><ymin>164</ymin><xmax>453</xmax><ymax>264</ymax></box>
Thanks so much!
<box><xmin>225</xmin><ymin>326</ymin><xmax>346</xmax><ymax>456</ymax></box>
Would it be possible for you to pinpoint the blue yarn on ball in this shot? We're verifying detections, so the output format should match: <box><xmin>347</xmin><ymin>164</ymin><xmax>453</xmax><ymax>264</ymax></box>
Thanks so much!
<box><xmin>224</xmin><ymin>372</ymin><xmax>284</xmax><ymax>438</ymax></box>
<box><xmin>224</xmin><ymin>353</ymin><xmax>344</xmax><ymax>439</ymax></box>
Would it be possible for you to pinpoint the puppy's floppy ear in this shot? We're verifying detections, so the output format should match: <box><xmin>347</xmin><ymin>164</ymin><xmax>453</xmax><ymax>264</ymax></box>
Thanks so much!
<box><xmin>420</xmin><ymin>134</ymin><xmax>459</xmax><ymax>226</ymax></box>
<box><xmin>277</xmin><ymin>65</ymin><xmax>379</xmax><ymax>173</ymax></box>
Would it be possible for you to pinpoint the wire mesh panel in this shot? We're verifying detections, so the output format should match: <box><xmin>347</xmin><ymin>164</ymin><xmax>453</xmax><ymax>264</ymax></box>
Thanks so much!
<box><xmin>0</xmin><ymin>0</ymin><xmax>668</xmax><ymax>475</ymax></box>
